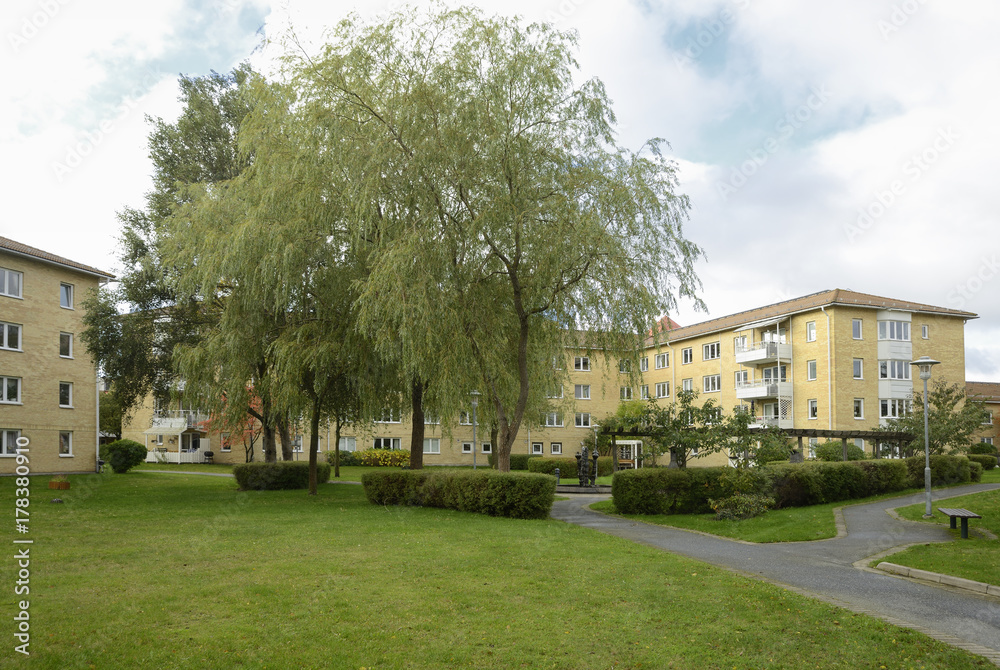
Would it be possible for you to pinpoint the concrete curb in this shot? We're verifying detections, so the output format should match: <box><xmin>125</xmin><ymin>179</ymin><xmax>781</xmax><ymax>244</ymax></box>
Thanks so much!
<box><xmin>876</xmin><ymin>561</ymin><xmax>1000</xmax><ymax>598</ymax></box>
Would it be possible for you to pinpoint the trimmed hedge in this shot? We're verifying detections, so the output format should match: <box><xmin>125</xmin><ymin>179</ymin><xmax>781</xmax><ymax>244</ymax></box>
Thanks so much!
<box><xmin>970</xmin><ymin>442</ymin><xmax>999</xmax><ymax>456</ymax></box>
<box><xmin>903</xmin><ymin>455</ymin><xmax>971</xmax><ymax>487</ymax></box>
<box><xmin>970</xmin><ymin>461</ymin><xmax>983</xmax><ymax>483</ymax></box>
<box><xmin>613</xmin><ymin>460</ymin><xmax>912</xmax><ymax>514</ymax></box>
<box><xmin>361</xmin><ymin>470</ymin><xmax>556</xmax><ymax>519</ymax></box>
<box><xmin>325</xmin><ymin>450</ymin><xmax>361</xmax><ymax>467</ymax></box>
<box><xmin>968</xmin><ymin>454</ymin><xmax>998</xmax><ymax>471</ymax></box>
<box><xmin>104</xmin><ymin>439</ymin><xmax>147</xmax><ymax>474</ymax></box>
<box><xmin>233</xmin><ymin>462</ymin><xmax>331</xmax><ymax>490</ymax></box>
<box><xmin>527</xmin><ymin>456</ymin><xmax>614</xmax><ymax>478</ymax></box>
<box><xmin>355</xmin><ymin>449</ymin><xmax>410</xmax><ymax>467</ymax></box>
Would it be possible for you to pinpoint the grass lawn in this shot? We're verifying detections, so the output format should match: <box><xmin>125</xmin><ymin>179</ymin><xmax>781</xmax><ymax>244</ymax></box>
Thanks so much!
<box><xmin>2</xmin><ymin>473</ymin><xmax>992</xmax><ymax>669</ymax></box>
<box><xmin>887</xmin><ymin>487</ymin><xmax>1000</xmax><ymax>586</ymax></box>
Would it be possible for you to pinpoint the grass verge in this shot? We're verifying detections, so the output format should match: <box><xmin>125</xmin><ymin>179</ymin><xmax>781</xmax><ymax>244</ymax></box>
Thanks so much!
<box><xmin>2</xmin><ymin>472</ymin><xmax>992</xmax><ymax>668</ymax></box>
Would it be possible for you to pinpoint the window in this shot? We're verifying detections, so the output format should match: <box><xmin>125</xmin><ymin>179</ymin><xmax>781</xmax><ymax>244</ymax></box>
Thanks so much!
<box><xmin>531</xmin><ymin>442</ymin><xmax>543</xmax><ymax>455</ymax></box>
<box><xmin>853</xmin><ymin>358</ymin><xmax>863</xmax><ymax>379</ymax></box>
<box><xmin>459</xmin><ymin>412</ymin><xmax>473</xmax><ymax>426</ymax></box>
<box><xmin>880</xmin><ymin>398</ymin><xmax>910</xmax><ymax>419</ymax></box>
<box><xmin>338</xmin><ymin>436</ymin><xmax>356</xmax><ymax>452</ymax></box>
<box><xmin>60</xmin><ymin>332</ymin><xmax>73</xmax><ymax>357</ymax></box>
<box><xmin>984</xmin><ymin>412</ymin><xmax>994</xmax><ymax>426</ymax></box>
<box><xmin>60</xmin><ymin>283</ymin><xmax>74</xmax><ymax>309</ymax></box>
<box><xmin>879</xmin><ymin>360</ymin><xmax>911</xmax><ymax>380</ymax></box>
<box><xmin>808</xmin><ymin>399</ymin><xmax>818</xmax><ymax>419</ymax></box>
<box><xmin>735</xmin><ymin>370</ymin><xmax>747</xmax><ymax>388</ymax></box>
<box><xmin>546</xmin><ymin>385</ymin><xmax>564</xmax><ymax>399</ymax></box>
<box><xmin>462</xmin><ymin>442</ymin><xmax>473</xmax><ymax>453</ymax></box>
<box><xmin>620</xmin><ymin>386</ymin><xmax>633</xmax><ymax>400</ymax></box>
<box><xmin>2</xmin><ymin>429</ymin><xmax>21</xmax><ymax>456</ymax></box>
<box><xmin>655</xmin><ymin>353</ymin><xmax>669</xmax><ymax>369</ymax></box>
<box><xmin>291</xmin><ymin>435</ymin><xmax>303</xmax><ymax>452</ymax></box>
<box><xmin>703</xmin><ymin>375</ymin><xmax>721</xmax><ymax>393</ymax></box>
<box><xmin>155</xmin><ymin>434</ymin><xmax>163</xmax><ymax>445</ymax></box>
<box><xmin>806</xmin><ymin>360</ymin><xmax>817</xmax><ymax>381</ymax></box>
<box><xmin>852</xmin><ymin>319</ymin><xmax>863</xmax><ymax>340</ymax></box>
<box><xmin>808</xmin><ymin>438</ymin><xmax>818</xmax><ymax>459</ymax></box>
<box><xmin>220</xmin><ymin>432</ymin><xmax>232</xmax><ymax>452</ymax></box>
<box><xmin>619</xmin><ymin>360</ymin><xmax>631</xmax><ymax>374</ymax></box>
<box><xmin>806</xmin><ymin>321</ymin><xmax>816</xmax><ymax>342</ymax></box>
<box><xmin>550</xmin><ymin>442</ymin><xmax>562</xmax><ymax>455</ymax></box>
<box><xmin>543</xmin><ymin>412</ymin><xmax>563</xmax><ymax>427</ymax></box>
<box><xmin>574</xmin><ymin>384</ymin><xmax>590</xmax><ymax>400</ymax></box>
<box><xmin>921</xmin><ymin>325</ymin><xmax>929</xmax><ymax>339</ymax></box>
<box><xmin>681</xmin><ymin>348</ymin><xmax>693</xmax><ymax>364</ymax></box>
<box><xmin>639</xmin><ymin>357</ymin><xmax>648</xmax><ymax>372</ymax></box>
<box><xmin>640</xmin><ymin>385</ymin><xmax>649</xmax><ymax>399</ymax></box>
<box><xmin>734</xmin><ymin>336</ymin><xmax>747</xmax><ymax>353</ymax></box>
<box><xmin>424</xmin><ymin>414</ymin><xmax>441</xmax><ymax>425</ymax></box>
<box><xmin>376</xmin><ymin>410</ymin><xmax>400</xmax><ymax>423</ymax></box>
<box><xmin>575</xmin><ymin>412</ymin><xmax>591</xmax><ymax>428</ymax></box>
<box><xmin>1</xmin><ymin>322</ymin><xmax>21</xmax><ymax>351</ymax></box>
<box><xmin>1</xmin><ymin>376</ymin><xmax>21</xmax><ymax>403</ymax></box>
<box><xmin>373</xmin><ymin>437</ymin><xmax>401</xmax><ymax>449</ymax></box>
<box><xmin>655</xmin><ymin>382</ymin><xmax>670</xmax><ymax>398</ymax></box>
<box><xmin>59</xmin><ymin>431</ymin><xmax>73</xmax><ymax>457</ymax></box>
<box><xmin>423</xmin><ymin>438</ymin><xmax>440</xmax><ymax>454</ymax></box>
<box><xmin>854</xmin><ymin>438</ymin><xmax>865</xmax><ymax>451</ymax></box>
<box><xmin>703</xmin><ymin>342</ymin><xmax>721</xmax><ymax>360</ymax></box>
<box><xmin>853</xmin><ymin>398</ymin><xmax>864</xmax><ymax>419</ymax></box>
<box><xmin>574</xmin><ymin>356</ymin><xmax>590</xmax><ymax>371</ymax></box>
<box><xmin>682</xmin><ymin>378</ymin><xmax>693</xmax><ymax>392</ymax></box>
<box><xmin>878</xmin><ymin>320</ymin><xmax>910</xmax><ymax>341</ymax></box>
<box><xmin>0</xmin><ymin>268</ymin><xmax>22</xmax><ymax>298</ymax></box>
<box><xmin>763</xmin><ymin>365</ymin><xmax>787</xmax><ymax>382</ymax></box>
<box><xmin>982</xmin><ymin>437</ymin><xmax>994</xmax><ymax>446</ymax></box>
<box><xmin>481</xmin><ymin>442</ymin><xmax>491</xmax><ymax>454</ymax></box>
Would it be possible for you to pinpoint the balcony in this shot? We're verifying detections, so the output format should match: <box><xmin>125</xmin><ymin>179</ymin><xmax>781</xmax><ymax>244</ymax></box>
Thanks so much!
<box><xmin>736</xmin><ymin>379</ymin><xmax>792</xmax><ymax>400</ymax></box>
<box><xmin>153</xmin><ymin>409</ymin><xmax>210</xmax><ymax>429</ymax></box>
<box><xmin>735</xmin><ymin>341</ymin><xmax>792</xmax><ymax>366</ymax></box>
<box><xmin>749</xmin><ymin>416</ymin><xmax>794</xmax><ymax>430</ymax></box>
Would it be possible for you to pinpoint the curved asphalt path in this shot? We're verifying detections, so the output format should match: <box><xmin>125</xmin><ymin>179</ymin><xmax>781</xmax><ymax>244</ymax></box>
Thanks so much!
<box><xmin>551</xmin><ymin>483</ymin><xmax>1000</xmax><ymax>665</ymax></box>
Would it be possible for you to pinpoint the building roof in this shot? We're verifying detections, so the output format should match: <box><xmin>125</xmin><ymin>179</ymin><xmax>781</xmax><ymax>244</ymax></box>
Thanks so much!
<box><xmin>0</xmin><ymin>236</ymin><xmax>114</xmax><ymax>279</ymax></box>
<box><xmin>967</xmin><ymin>381</ymin><xmax>1000</xmax><ymax>403</ymax></box>
<box><xmin>653</xmin><ymin>289</ymin><xmax>977</xmax><ymax>344</ymax></box>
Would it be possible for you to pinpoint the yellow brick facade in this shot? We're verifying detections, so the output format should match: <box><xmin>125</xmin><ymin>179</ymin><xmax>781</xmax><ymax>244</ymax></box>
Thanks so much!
<box><xmin>0</xmin><ymin>239</ymin><xmax>112</xmax><ymax>475</ymax></box>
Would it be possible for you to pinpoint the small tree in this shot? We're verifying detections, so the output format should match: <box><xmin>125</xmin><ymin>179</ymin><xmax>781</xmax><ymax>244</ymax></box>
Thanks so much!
<box><xmin>879</xmin><ymin>381</ymin><xmax>989</xmax><ymax>456</ymax></box>
<box><xmin>815</xmin><ymin>441</ymin><xmax>865</xmax><ymax>462</ymax></box>
<box><xmin>105</xmin><ymin>439</ymin><xmax>147</xmax><ymax>473</ymax></box>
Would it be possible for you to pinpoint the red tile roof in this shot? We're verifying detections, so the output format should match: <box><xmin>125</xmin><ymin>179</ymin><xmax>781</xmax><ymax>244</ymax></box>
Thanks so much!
<box><xmin>0</xmin><ymin>236</ymin><xmax>114</xmax><ymax>279</ymax></box>
<box><xmin>967</xmin><ymin>381</ymin><xmax>1000</xmax><ymax>402</ymax></box>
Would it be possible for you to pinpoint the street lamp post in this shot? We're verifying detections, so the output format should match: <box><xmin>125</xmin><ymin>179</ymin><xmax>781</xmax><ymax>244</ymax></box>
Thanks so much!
<box><xmin>910</xmin><ymin>356</ymin><xmax>940</xmax><ymax>518</ymax></box>
<box><xmin>471</xmin><ymin>391</ymin><xmax>480</xmax><ymax>470</ymax></box>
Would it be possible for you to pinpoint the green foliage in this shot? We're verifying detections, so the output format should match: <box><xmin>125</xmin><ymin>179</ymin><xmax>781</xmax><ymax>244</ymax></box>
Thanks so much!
<box><xmin>969</xmin><ymin>442</ymin><xmax>999</xmax><ymax>456</ymax></box>
<box><xmin>753</xmin><ymin>434</ymin><xmax>793</xmax><ymax>465</ymax></box>
<box><xmin>709</xmin><ymin>494</ymin><xmax>775</xmax><ymax>521</ymax></box>
<box><xmin>355</xmin><ymin>449</ymin><xmax>411</xmax><ymax>467</ymax></box>
<box><xmin>611</xmin><ymin>467</ymin><xmax>728</xmax><ymax>515</ymax></box>
<box><xmin>967</xmin><ymin>454</ymin><xmax>998</xmax><ymax>470</ymax></box>
<box><xmin>856</xmin><ymin>460</ymin><xmax>911</xmax><ymax>494</ymax></box>
<box><xmin>903</xmin><ymin>455</ymin><xmax>971</xmax><ymax>487</ymax></box>
<box><xmin>508</xmin><ymin>454</ymin><xmax>536</xmax><ymax>471</ymax></box>
<box><xmin>526</xmin><ymin>456</ymin><xmax>613</xmax><ymax>479</ymax></box>
<box><xmin>104</xmin><ymin>439</ymin><xmax>147</xmax><ymax>474</ymax></box>
<box><xmin>814</xmin><ymin>441</ymin><xmax>866</xmax><ymax>462</ymax></box>
<box><xmin>969</xmin><ymin>461</ymin><xmax>983</xmax><ymax>483</ymax></box>
<box><xmin>233</xmin><ymin>462</ymin><xmax>331</xmax><ymax>490</ymax></box>
<box><xmin>361</xmin><ymin>470</ymin><xmax>556</xmax><ymax>519</ymax></box>
<box><xmin>879</xmin><ymin>381</ymin><xmax>990</xmax><ymax>455</ymax></box>
<box><xmin>326</xmin><ymin>450</ymin><xmax>361</xmax><ymax>467</ymax></box>
<box><xmin>717</xmin><ymin>467</ymin><xmax>773</xmax><ymax>497</ymax></box>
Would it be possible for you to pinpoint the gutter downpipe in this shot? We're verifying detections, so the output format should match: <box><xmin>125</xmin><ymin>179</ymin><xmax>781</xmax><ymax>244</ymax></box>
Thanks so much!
<box><xmin>821</xmin><ymin>306</ymin><xmax>832</xmax><ymax>429</ymax></box>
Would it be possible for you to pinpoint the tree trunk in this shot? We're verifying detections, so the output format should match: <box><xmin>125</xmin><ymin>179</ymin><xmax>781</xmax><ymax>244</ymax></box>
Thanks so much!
<box><xmin>409</xmin><ymin>377</ymin><xmax>425</xmax><ymax>470</ymax></box>
<box><xmin>334</xmin><ymin>417</ymin><xmax>341</xmax><ymax>479</ymax></box>
<box><xmin>490</xmin><ymin>424</ymin><xmax>499</xmax><ymax>469</ymax></box>
<box><xmin>308</xmin><ymin>403</ymin><xmax>321</xmax><ymax>495</ymax></box>
<box><xmin>262</xmin><ymin>423</ymin><xmax>277</xmax><ymax>462</ymax></box>
<box><xmin>278</xmin><ymin>416</ymin><xmax>293</xmax><ymax>461</ymax></box>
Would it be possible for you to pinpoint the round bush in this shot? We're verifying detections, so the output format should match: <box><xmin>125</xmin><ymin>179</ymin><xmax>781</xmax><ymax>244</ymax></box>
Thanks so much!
<box><xmin>814</xmin><ymin>441</ymin><xmax>866</xmax><ymax>462</ymax></box>
<box><xmin>104</xmin><ymin>439</ymin><xmax>147</xmax><ymax>473</ymax></box>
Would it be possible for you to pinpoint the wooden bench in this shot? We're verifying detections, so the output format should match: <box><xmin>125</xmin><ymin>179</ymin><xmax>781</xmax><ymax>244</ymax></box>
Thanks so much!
<box><xmin>937</xmin><ymin>507</ymin><xmax>982</xmax><ymax>539</ymax></box>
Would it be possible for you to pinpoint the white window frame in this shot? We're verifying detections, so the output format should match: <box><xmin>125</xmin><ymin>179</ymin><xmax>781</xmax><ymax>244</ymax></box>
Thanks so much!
<box><xmin>808</xmin><ymin>399</ymin><xmax>818</xmax><ymax>420</ymax></box>
<box><xmin>481</xmin><ymin>442</ymin><xmax>491</xmax><ymax>454</ymax></box>
<box><xmin>574</xmin><ymin>356</ymin><xmax>590</xmax><ymax>371</ymax></box>
<box><xmin>682</xmin><ymin>378</ymin><xmax>693</xmax><ymax>392</ymax></box>
<box><xmin>60</xmin><ymin>332</ymin><xmax>74</xmax><ymax>358</ymax></box>
<box><xmin>424</xmin><ymin>414</ymin><xmax>441</xmax><ymax>425</ymax></box>
<box><xmin>880</xmin><ymin>398</ymin><xmax>910</xmax><ymax>419</ymax></box>
<box><xmin>852</xmin><ymin>319</ymin><xmax>863</xmax><ymax>340</ymax></box>
<box><xmin>221</xmin><ymin>432</ymin><xmax>232</xmax><ymax>452</ymax></box>
<box><xmin>1</xmin><ymin>429</ymin><xmax>22</xmax><ymax>456</ymax></box>
<box><xmin>546</xmin><ymin>385</ymin><xmax>564</xmax><ymax>399</ymax></box>
<box><xmin>681</xmin><ymin>348</ymin><xmax>693</xmax><ymax>365</ymax></box>
<box><xmin>59</xmin><ymin>381</ymin><xmax>73</xmax><ymax>408</ymax></box>
<box><xmin>733</xmin><ymin>336</ymin><xmax>747</xmax><ymax>353</ymax></box>
<box><xmin>338</xmin><ymin>436</ymin><xmax>356</xmax><ymax>452</ymax></box>
<box><xmin>620</xmin><ymin>386</ymin><xmax>633</xmax><ymax>400</ymax></box>
<box><xmin>639</xmin><ymin>357</ymin><xmax>648</xmax><ymax>372</ymax></box>
<box><xmin>655</xmin><ymin>382</ymin><xmax>670</xmax><ymax>398</ymax></box>
<box><xmin>922</xmin><ymin>324</ymin><xmax>929</xmax><ymax>339</ymax></box>
<box><xmin>291</xmin><ymin>434</ymin><xmax>304</xmax><ymax>453</ymax></box>
<box><xmin>531</xmin><ymin>442</ymin><xmax>543</xmax><ymax>455</ymax></box>
<box><xmin>619</xmin><ymin>359</ymin><xmax>631</xmax><ymax>374</ymax></box>
<box><xmin>60</xmin><ymin>283</ymin><xmax>74</xmax><ymax>309</ymax></box>
<box><xmin>703</xmin><ymin>375</ymin><xmax>721</xmax><ymax>393</ymax></box>
<box><xmin>806</xmin><ymin>360</ymin><xmax>817</xmax><ymax>381</ymax></box>
<box><xmin>0</xmin><ymin>268</ymin><xmax>23</xmax><ymax>299</ymax></box>
<box><xmin>575</xmin><ymin>412</ymin><xmax>591</xmax><ymax>428</ymax></box>
<box><xmin>878</xmin><ymin>320</ymin><xmax>910</xmax><ymax>342</ymax></box>
<box><xmin>984</xmin><ymin>413</ymin><xmax>994</xmax><ymax>426</ymax></box>
<box><xmin>735</xmin><ymin>370</ymin><xmax>747</xmax><ymax>388</ymax></box>
<box><xmin>459</xmin><ymin>411</ymin><xmax>473</xmax><ymax>426</ymax></box>
<box><xmin>373</xmin><ymin>437</ymin><xmax>401</xmax><ymax>450</ymax></box>
<box><xmin>854</xmin><ymin>398</ymin><xmax>865</xmax><ymax>419</ymax></box>
<box><xmin>462</xmin><ymin>442</ymin><xmax>473</xmax><ymax>453</ymax></box>
<box><xmin>640</xmin><ymin>385</ymin><xmax>649</xmax><ymax>399</ymax></box>
<box><xmin>806</xmin><ymin>321</ymin><xmax>816</xmax><ymax>342</ymax></box>
<box><xmin>59</xmin><ymin>430</ymin><xmax>73</xmax><ymax>457</ymax></box>
<box><xmin>543</xmin><ymin>412</ymin><xmax>564</xmax><ymax>427</ymax></box>
<box><xmin>982</xmin><ymin>437</ymin><xmax>994</xmax><ymax>446</ymax></box>
<box><xmin>574</xmin><ymin>384</ymin><xmax>590</xmax><ymax>400</ymax></box>
<box><xmin>853</xmin><ymin>358</ymin><xmax>863</xmax><ymax>379</ymax></box>
<box><xmin>423</xmin><ymin>438</ymin><xmax>440</xmax><ymax>454</ymax></box>
<box><xmin>376</xmin><ymin>410</ymin><xmax>401</xmax><ymax>424</ymax></box>
<box><xmin>655</xmin><ymin>353</ymin><xmax>669</xmax><ymax>369</ymax></box>
<box><xmin>550</xmin><ymin>442</ymin><xmax>562</xmax><ymax>455</ymax></box>
<box><xmin>879</xmin><ymin>360</ymin><xmax>911</xmax><ymax>381</ymax></box>
<box><xmin>1</xmin><ymin>322</ymin><xmax>21</xmax><ymax>351</ymax></box>
<box><xmin>1</xmin><ymin>376</ymin><xmax>22</xmax><ymax>404</ymax></box>
<box><xmin>703</xmin><ymin>342</ymin><xmax>721</xmax><ymax>361</ymax></box>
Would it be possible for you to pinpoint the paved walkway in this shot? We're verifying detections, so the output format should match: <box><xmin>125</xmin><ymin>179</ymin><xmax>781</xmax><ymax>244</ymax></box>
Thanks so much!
<box><xmin>551</xmin><ymin>484</ymin><xmax>1000</xmax><ymax>665</ymax></box>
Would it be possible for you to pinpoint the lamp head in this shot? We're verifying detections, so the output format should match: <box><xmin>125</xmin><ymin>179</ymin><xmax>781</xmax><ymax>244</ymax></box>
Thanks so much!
<box><xmin>910</xmin><ymin>356</ymin><xmax>940</xmax><ymax>381</ymax></box>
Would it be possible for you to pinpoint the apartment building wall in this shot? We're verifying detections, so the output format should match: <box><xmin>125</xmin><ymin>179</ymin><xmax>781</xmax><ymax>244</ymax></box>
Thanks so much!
<box><xmin>1</xmin><ymin>243</ymin><xmax>111</xmax><ymax>474</ymax></box>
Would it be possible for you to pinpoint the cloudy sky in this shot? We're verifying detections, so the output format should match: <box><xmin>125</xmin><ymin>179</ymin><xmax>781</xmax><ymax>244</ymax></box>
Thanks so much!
<box><xmin>4</xmin><ymin>0</ymin><xmax>999</xmax><ymax>381</ymax></box>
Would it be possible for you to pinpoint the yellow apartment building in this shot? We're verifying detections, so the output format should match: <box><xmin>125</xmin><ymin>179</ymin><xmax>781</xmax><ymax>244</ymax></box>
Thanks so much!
<box><xmin>967</xmin><ymin>381</ymin><xmax>999</xmax><ymax>449</ymax></box>
<box><xmin>0</xmin><ymin>236</ymin><xmax>114</xmax><ymax>475</ymax></box>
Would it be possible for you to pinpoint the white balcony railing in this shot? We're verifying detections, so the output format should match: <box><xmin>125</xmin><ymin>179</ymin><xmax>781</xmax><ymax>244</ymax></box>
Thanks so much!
<box><xmin>735</xmin><ymin>379</ymin><xmax>790</xmax><ymax>400</ymax></box>
<box><xmin>153</xmin><ymin>409</ymin><xmax>210</xmax><ymax>428</ymax></box>
<box><xmin>735</xmin><ymin>341</ymin><xmax>792</xmax><ymax>366</ymax></box>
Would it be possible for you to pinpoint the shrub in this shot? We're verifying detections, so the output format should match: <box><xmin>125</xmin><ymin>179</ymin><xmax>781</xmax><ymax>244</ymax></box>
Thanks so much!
<box><xmin>509</xmin><ymin>454</ymin><xmax>535</xmax><ymax>471</ymax></box>
<box><xmin>355</xmin><ymin>448</ymin><xmax>411</xmax><ymax>467</ymax></box>
<box><xmin>233</xmin><ymin>462</ymin><xmax>331</xmax><ymax>490</ymax></box>
<box><xmin>361</xmin><ymin>470</ymin><xmax>555</xmax><ymax>519</ymax></box>
<box><xmin>969</xmin><ymin>442</ymin><xmax>999</xmax><ymax>456</ymax></box>
<box><xmin>104</xmin><ymin>439</ymin><xmax>147</xmax><ymax>474</ymax></box>
<box><xmin>527</xmin><ymin>456</ymin><xmax>613</xmax><ymax>479</ymax></box>
<box><xmin>903</xmin><ymin>455</ymin><xmax>971</xmax><ymax>487</ymax></box>
<box><xmin>718</xmin><ymin>467</ymin><xmax>773</xmax><ymax>497</ymax></box>
<box><xmin>814</xmin><ymin>441</ymin><xmax>866</xmax><ymax>462</ymax></box>
<box><xmin>856</xmin><ymin>460</ymin><xmax>910</xmax><ymax>495</ymax></box>
<box><xmin>709</xmin><ymin>493</ymin><xmax>775</xmax><ymax>520</ymax></box>
<box><xmin>967</xmin><ymin>454</ymin><xmax>998</xmax><ymax>471</ymax></box>
<box><xmin>325</xmin><ymin>450</ymin><xmax>361</xmax><ymax>467</ymax></box>
<box><xmin>970</xmin><ymin>461</ymin><xmax>983</xmax><ymax>483</ymax></box>
<box><xmin>766</xmin><ymin>463</ymin><xmax>825</xmax><ymax>507</ymax></box>
<box><xmin>610</xmin><ymin>467</ymin><xmax>726</xmax><ymax>515</ymax></box>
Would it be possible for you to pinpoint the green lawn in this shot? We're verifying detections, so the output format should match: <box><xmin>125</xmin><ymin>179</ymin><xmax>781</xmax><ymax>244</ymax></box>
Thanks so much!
<box><xmin>2</xmin><ymin>472</ymin><xmax>992</xmax><ymax>669</ymax></box>
<box><xmin>887</xmin><ymin>488</ymin><xmax>1000</xmax><ymax>585</ymax></box>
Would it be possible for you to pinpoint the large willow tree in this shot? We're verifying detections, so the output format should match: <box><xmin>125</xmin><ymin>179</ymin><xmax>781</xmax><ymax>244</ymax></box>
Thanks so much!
<box><xmin>279</xmin><ymin>5</ymin><xmax>703</xmax><ymax>470</ymax></box>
